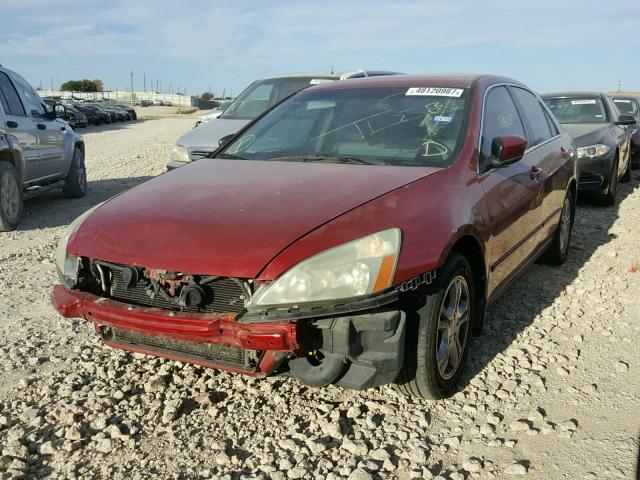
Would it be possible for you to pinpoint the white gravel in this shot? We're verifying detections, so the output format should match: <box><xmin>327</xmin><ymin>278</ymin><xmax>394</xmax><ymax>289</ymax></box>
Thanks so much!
<box><xmin>1</xmin><ymin>118</ymin><xmax>639</xmax><ymax>479</ymax></box>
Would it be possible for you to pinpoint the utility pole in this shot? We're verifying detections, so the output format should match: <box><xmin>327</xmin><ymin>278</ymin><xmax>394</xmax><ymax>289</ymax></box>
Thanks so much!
<box><xmin>144</xmin><ymin>73</ymin><xmax>146</xmax><ymax>92</ymax></box>
<box><xmin>159</xmin><ymin>79</ymin><xmax>162</xmax><ymax>93</ymax></box>
<box><xmin>617</xmin><ymin>80</ymin><xmax>623</xmax><ymax>93</ymax></box>
<box><xmin>50</xmin><ymin>75</ymin><xmax>53</xmax><ymax>91</ymax></box>
<box><xmin>130</xmin><ymin>70</ymin><xmax>134</xmax><ymax>99</ymax></box>
<box><xmin>169</xmin><ymin>82</ymin><xmax>173</xmax><ymax>94</ymax></box>
<box><xmin>156</xmin><ymin>78</ymin><xmax>159</xmax><ymax>93</ymax></box>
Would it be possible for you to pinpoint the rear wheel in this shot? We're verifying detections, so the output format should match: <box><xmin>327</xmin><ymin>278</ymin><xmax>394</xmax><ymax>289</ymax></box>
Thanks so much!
<box><xmin>63</xmin><ymin>147</ymin><xmax>87</xmax><ymax>198</ymax></box>
<box><xmin>0</xmin><ymin>162</ymin><xmax>24</xmax><ymax>232</ymax></box>
<box><xmin>539</xmin><ymin>192</ymin><xmax>573</xmax><ymax>265</ymax></box>
<box><xmin>395</xmin><ymin>253</ymin><xmax>474</xmax><ymax>400</ymax></box>
<box><xmin>597</xmin><ymin>157</ymin><xmax>618</xmax><ymax>206</ymax></box>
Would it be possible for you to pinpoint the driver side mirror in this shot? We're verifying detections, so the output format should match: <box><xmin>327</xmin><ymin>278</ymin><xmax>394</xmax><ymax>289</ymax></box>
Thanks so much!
<box><xmin>218</xmin><ymin>133</ymin><xmax>235</xmax><ymax>147</ymax></box>
<box><xmin>490</xmin><ymin>135</ymin><xmax>527</xmax><ymax>167</ymax></box>
<box><xmin>54</xmin><ymin>103</ymin><xmax>67</xmax><ymax>119</ymax></box>
<box><xmin>616</xmin><ymin>114</ymin><xmax>636</xmax><ymax>126</ymax></box>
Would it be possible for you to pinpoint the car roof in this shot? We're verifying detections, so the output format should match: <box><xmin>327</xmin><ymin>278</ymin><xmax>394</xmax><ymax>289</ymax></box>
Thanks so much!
<box><xmin>304</xmin><ymin>74</ymin><xmax>521</xmax><ymax>90</ymax></box>
<box><xmin>609</xmin><ymin>94</ymin><xmax>639</xmax><ymax>100</ymax></box>
<box><xmin>541</xmin><ymin>91</ymin><xmax>605</xmax><ymax>99</ymax></box>
<box><xmin>260</xmin><ymin>70</ymin><xmax>403</xmax><ymax>81</ymax></box>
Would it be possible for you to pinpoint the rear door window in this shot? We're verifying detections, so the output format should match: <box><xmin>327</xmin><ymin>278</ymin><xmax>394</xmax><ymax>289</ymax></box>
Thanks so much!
<box><xmin>511</xmin><ymin>87</ymin><xmax>554</xmax><ymax>146</ymax></box>
<box><xmin>0</xmin><ymin>72</ymin><xmax>26</xmax><ymax>116</ymax></box>
<box><xmin>480</xmin><ymin>86</ymin><xmax>526</xmax><ymax>173</ymax></box>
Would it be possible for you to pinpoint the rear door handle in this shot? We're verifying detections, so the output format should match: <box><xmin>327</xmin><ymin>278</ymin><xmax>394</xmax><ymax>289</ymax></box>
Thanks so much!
<box><xmin>6</xmin><ymin>121</ymin><xmax>18</xmax><ymax>128</ymax></box>
<box><xmin>36</xmin><ymin>123</ymin><xmax>46</xmax><ymax>130</ymax></box>
<box><xmin>530</xmin><ymin>165</ymin><xmax>543</xmax><ymax>180</ymax></box>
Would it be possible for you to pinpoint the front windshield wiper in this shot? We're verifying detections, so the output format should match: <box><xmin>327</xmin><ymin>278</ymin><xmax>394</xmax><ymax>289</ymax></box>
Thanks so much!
<box><xmin>216</xmin><ymin>153</ymin><xmax>247</xmax><ymax>160</ymax></box>
<box><xmin>268</xmin><ymin>154</ymin><xmax>378</xmax><ymax>165</ymax></box>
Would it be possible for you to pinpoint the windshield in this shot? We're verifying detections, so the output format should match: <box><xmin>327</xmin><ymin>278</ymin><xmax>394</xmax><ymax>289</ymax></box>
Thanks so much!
<box><xmin>219</xmin><ymin>86</ymin><xmax>469</xmax><ymax>167</ymax></box>
<box><xmin>220</xmin><ymin>77</ymin><xmax>336</xmax><ymax>120</ymax></box>
<box><xmin>612</xmin><ymin>98</ymin><xmax>638</xmax><ymax>116</ymax></box>
<box><xmin>543</xmin><ymin>97</ymin><xmax>608</xmax><ymax>124</ymax></box>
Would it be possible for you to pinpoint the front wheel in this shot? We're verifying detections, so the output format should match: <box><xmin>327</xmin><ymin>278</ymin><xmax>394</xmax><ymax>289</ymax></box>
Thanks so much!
<box><xmin>538</xmin><ymin>192</ymin><xmax>573</xmax><ymax>266</ymax></box>
<box><xmin>395</xmin><ymin>253</ymin><xmax>474</xmax><ymax>400</ymax></box>
<box><xmin>0</xmin><ymin>162</ymin><xmax>24</xmax><ymax>232</ymax></box>
<box><xmin>63</xmin><ymin>147</ymin><xmax>87</xmax><ymax>198</ymax></box>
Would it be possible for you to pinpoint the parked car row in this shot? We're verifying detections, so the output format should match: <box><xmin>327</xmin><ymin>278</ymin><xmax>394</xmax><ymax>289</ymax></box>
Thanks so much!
<box><xmin>42</xmin><ymin>97</ymin><xmax>138</xmax><ymax>126</ymax></box>
<box><xmin>52</xmin><ymin>72</ymin><xmax>639</xmax><ymax>400</ymax></box>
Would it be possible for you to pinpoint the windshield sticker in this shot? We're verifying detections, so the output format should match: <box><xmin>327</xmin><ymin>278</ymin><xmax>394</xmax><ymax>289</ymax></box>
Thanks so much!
<box><xmin>571</xmin><ymin>99</ymin><xmax>597</xmax><ymax>105</ymax></box>
<box><xmin>614</xmin><ymin>99</ymin><xmax>631</xmax><ymax>103</ymax></box>
<box><xmin>310</xmin><ymin>79</ymin><xmax>336</xmax><ymax>85</ymax></box>
<box><xmin>498</xmin><ymin>114</ymin><xmax>514</xmax><ymax>129</ymax></box>
<box><xmin>433</xmin><ymin>115</ymin><xmax>452</xmax><ymax>123</ymax></box>
<box><xmin>425</xmin><ymin>102</ymin><xmax>446</xmax><ymax>114</ymax></box>
<box><xmin>406</xmin><ymin>87</ymin><xmax>464</xmax><ymax>97</ymax></box>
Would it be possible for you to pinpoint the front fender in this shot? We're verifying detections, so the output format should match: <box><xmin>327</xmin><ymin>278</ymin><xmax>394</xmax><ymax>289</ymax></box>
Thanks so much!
<box><xmin>3</xmin><ymin>134</ymin><xmax>27</xmax><ymax>183</ymax></box>
<box><xmin>61</xmin><ymin>129</ymin><xmax>84</xmax><ymax>178</ymax></box>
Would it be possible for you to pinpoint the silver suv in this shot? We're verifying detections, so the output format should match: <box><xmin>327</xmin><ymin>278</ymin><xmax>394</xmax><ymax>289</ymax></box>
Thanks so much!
<box><xmin>167</xmin><ymin>70</ymin><xmax>402</xmax><ymax>170</ymax></box>
<box><xmin>0</xmin><ymin>65</ymin><xmax>86</xmax><ymax>231</ymax></box>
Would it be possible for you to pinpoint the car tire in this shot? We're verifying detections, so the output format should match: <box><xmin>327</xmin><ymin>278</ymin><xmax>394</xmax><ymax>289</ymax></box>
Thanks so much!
<box><xmin>597</xmin><ymin>156</ymin><xmax>618</xmax><ymax>206</ymax></box>
<box><xmin>538</xmin><ymin>191</ymin><xmax>573</xmax><ymax>266</ymax></box>
<box><xmin>63</xmin><ymin>147</ymin><xmax>87</xmax><ymax>198</ymax></box>
<box><xmin>0</xmin><ymin>162</ymin><xmax>24</xmax><ymax>232</ymax></box>
<box><xmin>394</xmin><ymin>252</ymin><xmax>475</xmax><ymax>400</ymax></box>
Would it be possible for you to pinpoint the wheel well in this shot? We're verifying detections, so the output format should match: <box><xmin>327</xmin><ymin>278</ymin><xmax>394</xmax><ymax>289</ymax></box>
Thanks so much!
<box><xmin>74</xmin><ymin>141</ymin><xmax>85</xmax><ymax>156</ymax></box>
<box><xmin>451</xmin><ymin>235</ymin><xmax>486</xmax><ymax>335</ymax></box>
<box><xmin>0</xmin><ymin>149</ymin><xmax>21</xmax><ymax>181</ymax></box>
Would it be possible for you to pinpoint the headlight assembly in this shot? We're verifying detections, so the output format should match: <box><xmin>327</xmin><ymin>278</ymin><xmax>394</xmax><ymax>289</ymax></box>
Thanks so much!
<box><xmin>577</xmin><ymin>144</ymin><xmax>610</xmax><ymax>160</ymax></box>
<box><xmin>248</xmin><ymin>229</ymin><xmax>401</xmax><ymax>308</ymax></box>
<box><xmin>55</xmin><ymin>204</ymin><xmax>102</xmax><ymax>288</ymax></box>
<box><xmin>170</xmin><ymin>144</ymin><xmax>190</xmax><ymax>163</ymax></box>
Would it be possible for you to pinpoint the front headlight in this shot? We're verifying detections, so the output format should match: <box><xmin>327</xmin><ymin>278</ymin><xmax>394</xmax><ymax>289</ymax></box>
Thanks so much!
<box><xmin>170</xmin><ymin>144</ymin><xmax>190</xmax><ymax>163</ymax></box>
<box><xmin>577</xmin><ymin>144</ymin><xmax>610</xmax><ymax>159</ymax></box>
<box><xmin>55</xmin><ymin>204</ymin><xmax>102</xmax><ymax>287</ymax></box>
<box><xmin>249</xmin><ymin>229</ymin><xmax>401</xmax><ymax>308</ymax></box>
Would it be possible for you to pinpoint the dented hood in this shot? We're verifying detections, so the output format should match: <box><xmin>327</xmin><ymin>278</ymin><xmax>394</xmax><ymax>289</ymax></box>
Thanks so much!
<box><xmin>68</xmin><ymin>159</ymin><xmax>438</xmax><ymax>278</ymax></box>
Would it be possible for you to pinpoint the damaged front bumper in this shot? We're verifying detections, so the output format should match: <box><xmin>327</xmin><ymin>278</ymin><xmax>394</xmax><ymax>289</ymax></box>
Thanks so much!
<box><xmin>51</xmin><ymin>285</ymin><xmax>406</xmax><ymax>388</ymax></box>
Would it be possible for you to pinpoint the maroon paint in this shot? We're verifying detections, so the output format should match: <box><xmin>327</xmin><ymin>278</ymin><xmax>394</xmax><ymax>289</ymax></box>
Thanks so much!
<box><xmin>53</xmin><ymin>74</ymin><xmax>577</xmax><ymax>375</ymax></box>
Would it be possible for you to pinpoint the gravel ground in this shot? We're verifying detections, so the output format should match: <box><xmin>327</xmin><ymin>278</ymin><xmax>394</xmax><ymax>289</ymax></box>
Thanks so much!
<box><xmin>0</xmin><ymin>119</ymin><xmax>639</xmax><ymax>480</ymax></box>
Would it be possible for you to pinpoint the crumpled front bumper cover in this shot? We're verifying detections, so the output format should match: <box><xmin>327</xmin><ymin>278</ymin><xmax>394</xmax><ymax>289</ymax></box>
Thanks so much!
<box><xmin>50</xmin><ymin>285</ymin><xmax>298</xmax><ymax>376</ymax></box>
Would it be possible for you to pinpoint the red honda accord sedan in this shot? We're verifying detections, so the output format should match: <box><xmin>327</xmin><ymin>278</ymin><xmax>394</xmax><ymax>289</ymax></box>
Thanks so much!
<box><xmin>51</xmin><ymin>75</ymin><xmax>577</xmax><ymax>399</ymax></box>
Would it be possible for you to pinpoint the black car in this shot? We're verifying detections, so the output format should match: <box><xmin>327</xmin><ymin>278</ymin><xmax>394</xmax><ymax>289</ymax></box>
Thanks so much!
<box><xmin>65</xmin><ymin>106</ymin><xmax>88</xmax><ymax>128</ymax></box>
<box><xmin>609</xmin><ymin>95</ymin><xmax>640</xmax><ymax>166</ymax></box>
<box><xmin>100</xmin><ymin>105</ymin><xmax>127</xmax><ymax>121</ymax></box>
<box><xmin>87</xmin><ymin>104</ymin><xmax>120</xmax><ymax>123</ymax></box>
<box><xmin>109</xmin><ymin>103</ymin><xmax>137</xmax><ymax>120</ymax></box>
<box><xmin>76</xmin><ymin>104</ymin><xmax>110</xmax><ymax>125</ymax></box>
<box><xmin>542</xmin><ymin>92</ymin><xmax>635</xmax><ymax>205</ymax></box>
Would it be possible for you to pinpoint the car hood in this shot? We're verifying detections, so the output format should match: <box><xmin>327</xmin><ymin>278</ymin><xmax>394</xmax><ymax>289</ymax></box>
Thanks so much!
<box><xmin>177</xmin><ymin>118</ymin><xmax>249</xmax><ymax>151</ymax></box>
<box><xmin>68</xmin><ymin>159</ymin><xmax>439</xmax><ymax>279</ymax></box>
<box><xmin>561</xmin><ymin>123</ymin><xmax>610</xmax><ymax>147</ymax></box>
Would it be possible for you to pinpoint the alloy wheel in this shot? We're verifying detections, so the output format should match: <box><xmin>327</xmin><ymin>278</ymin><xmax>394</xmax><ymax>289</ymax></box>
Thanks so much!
<box><xmin>436</xmin><ymin>275</ymin><xmax>470</xmax><ymax>380</ymax></box>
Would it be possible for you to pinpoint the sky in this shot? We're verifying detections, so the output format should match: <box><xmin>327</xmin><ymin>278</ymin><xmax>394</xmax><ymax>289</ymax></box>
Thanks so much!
<box><xmin>1</xmin><ymin>0</ymin><xmax>639</xmax><ymax>97</ymax></box>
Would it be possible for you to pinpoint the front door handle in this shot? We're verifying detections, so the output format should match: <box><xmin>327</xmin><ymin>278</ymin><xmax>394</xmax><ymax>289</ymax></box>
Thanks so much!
<box><xmin>530</xmin><ymin>165</ymin><xmax>543</xmax><ymax>180</ymax></box>
<box><xmin>6</xmin><ymin>121</ymin><xmax>18</xmax><ymax>128</ymax></box>
<box><xmin>36</xmin><ymin>123</ymin><xmax>46</xmax><ymax>130</ymax></box>
<box><xmin>60</xmin><ymin>126</ymin><xmax>66</xmax><ymax>131</ymax></box>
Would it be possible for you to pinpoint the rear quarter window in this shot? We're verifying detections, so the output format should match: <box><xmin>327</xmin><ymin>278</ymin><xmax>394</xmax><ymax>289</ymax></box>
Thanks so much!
<box><xmin>0</xmin><ymin>72</ymin><xmax>26</xmax><ymax>116</ymax></box>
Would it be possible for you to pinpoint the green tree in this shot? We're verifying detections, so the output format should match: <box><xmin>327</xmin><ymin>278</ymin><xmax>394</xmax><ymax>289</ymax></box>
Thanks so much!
<box><xmin>60</xmin><ymin>79</ymin><xmax>102</xmax><ymax>92</ymax></box>
<box><xmin>201</xmin><ymin>91</ymin><xmax>214</xmax><ymax>100</ymax></box>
